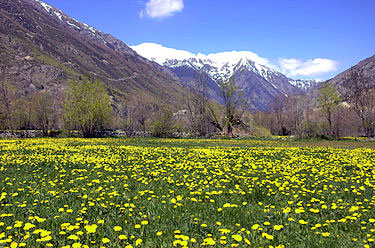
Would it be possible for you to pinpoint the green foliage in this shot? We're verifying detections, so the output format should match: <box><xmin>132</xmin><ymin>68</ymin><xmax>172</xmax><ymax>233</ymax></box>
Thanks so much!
<box><xmin>317</xmin><ymin>82</ymin><xmax>340</xmax><ymax>111</ymax></box>
<box><xmin>64</xmin><ymin>78</ymin><xmax>113</xmax><ymax>137</ymax></box>
<box><xmin>151</xmin><ymin>109</ymin><xmax>176</xmax><ymax>138</ymax></box>
<box><xmin>317</xmin><ymin>82</ymin><xmax>341</xmax><ymax>139</ymax></box>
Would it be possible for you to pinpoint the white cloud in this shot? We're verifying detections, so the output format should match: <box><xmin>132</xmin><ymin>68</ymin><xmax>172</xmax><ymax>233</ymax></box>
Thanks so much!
<box><xmin>131</xmin><ymin>43</ymin><xmax>276</xmax><ymax>69</ymax></box>
<box><xmin>278</xmin><ymin>58</ymin><xmax>338</xmax><ymax>77</ymax></box>
<box><xmin>131</xmin><ymin>43</ymin><xmax>339</xmax><ymax>79</ymax></box>
<box><xmin>201</xmin><ymin>51</ymin><xmax>276</xmax><ymax>70</ymax></box>
<box><xmin>130</xmin><ymin>43</ymin><xmax>194</xmax><ymax>64</ymax></box>
<box><xmin>141</xmin><ymin>0</ymin><xmax>184</xmax><ymax>19</ymax></box>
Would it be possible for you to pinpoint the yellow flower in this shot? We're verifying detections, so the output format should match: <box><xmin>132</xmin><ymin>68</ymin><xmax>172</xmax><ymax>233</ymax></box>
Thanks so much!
<box><xmin>299</xmin><ymin>220</ymin><xmax>308</xmax><ymax>225</ymax></box>
<box><xmin>23</xmin><ymin>223</ymin><xmax>35</xmax><ymax>231</ymax></box>
<box><xmin>102</xmin><ymin>238</ymin><xmax>110</xmax><ymax>243</ymax></box>
<box><xmin>135</xmin><ymin>239</ymin><xmax>142</xmax><ymax>246</ymax></box>
<box><xmin>203</xmin><ymin>237</ymin><xmax>216</xmax><ymax>245</ymax></box>
<box><xmin>251</xmin><ymin>224</ymin><xmax>259</xmax><ymax>230</ymax></box>
<box><xmin>119</xmin><ymin>235</ymin><xmax>127</xmax><ymax>240</ymax></box>
<box><xmin>232</xmin><ymin>234</ymin><xmax>242</xmax><ymax>242</ymax></box>
<box><xmin>85</xmin><ymin>224</ymin><xmax>97</xmax><ymax>234</ymax></box>
<box><xmin>113</xmin><ymin>226</ymin><xmax>122</xmax><ymax>231</ymax></box>
<box><xmin>68</xmin><ymin>235</ymin><xmax>79</xmax><ymax>240</ymax></box>
<box><xmin>262</xmin><ymin>233</ymin><xmax>274</xmax><ymax>240</ymax></box>
<box><xmin>274</xmin><ymin>225</ymin><xmax>284</xmax><ymax>231</ymax></box>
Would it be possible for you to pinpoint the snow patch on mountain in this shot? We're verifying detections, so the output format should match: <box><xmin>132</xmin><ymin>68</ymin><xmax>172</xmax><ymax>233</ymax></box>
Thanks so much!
<box><xmin>35</xmin><ymin>0</ymin><xmax>105</xmax><ymax>39</ymax></box>
<box><xmin>54</xmin><ymin>11</ymin><xmax>63</xmax><ymax>21</ymax></box>
<box><xmin>131</xmin><ymin>43</ymin><xmax>280</xmax><ymax>83</ymax></box>
<box><xmin>288</xmin><ymin>79</ymin><xmax>321</xmax><ymax>91</ymax></box>
<box><xmin>35</xmin><ymin>0</ymin><xmax>51</xmax><ymax>12</ymax></box>
<box><xmin>131</xmin><ymin>43</ymin><xmax>320</xmax><ymax>91</ymax></box>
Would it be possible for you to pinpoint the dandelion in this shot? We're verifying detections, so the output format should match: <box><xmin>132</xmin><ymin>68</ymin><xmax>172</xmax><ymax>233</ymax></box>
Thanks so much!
<box><xmin>113</xmin><ymin>226</ymin><xmax>122</xmax><ymax>231</ymax></box>
<box><xmin>232</xmin><ymin>234</ymin><xmax>242</xmax><ymax>242</ymax></box>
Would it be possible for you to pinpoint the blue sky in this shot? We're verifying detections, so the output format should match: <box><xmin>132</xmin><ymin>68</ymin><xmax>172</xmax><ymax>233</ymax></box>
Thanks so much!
<box><xmin>42</xmin><ymin>0</ymin><xmax>375</xmax><ymax>79</ymax></box>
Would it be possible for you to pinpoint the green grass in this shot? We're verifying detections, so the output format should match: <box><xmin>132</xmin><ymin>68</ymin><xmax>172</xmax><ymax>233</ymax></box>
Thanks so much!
<box><xmin>0</xmin><ymin>138</ymin><xmax>374</xmax><ymax>248</ymax></box>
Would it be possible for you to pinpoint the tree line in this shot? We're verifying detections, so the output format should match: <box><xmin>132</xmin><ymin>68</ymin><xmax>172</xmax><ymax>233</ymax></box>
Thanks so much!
<box><xmin>0</xmin><ymin>70</ymin><xmax>374</xmax><ymax>139</ymax></box>
<box><xmin>254</xmin><ymin>70</ymin><xmax>375</xmax><ymax>139</ymax></box>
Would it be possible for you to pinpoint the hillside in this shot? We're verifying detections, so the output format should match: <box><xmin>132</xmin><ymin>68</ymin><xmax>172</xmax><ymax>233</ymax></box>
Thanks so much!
<box><xmin>0</xmin><ymin>0</ymin><xmax>188</xmax><ymax>107</ymax></box>
<box><xmin>327</xmin><ymin>55</ymin><xmax>375</xmax><ymax>91</ymax></box>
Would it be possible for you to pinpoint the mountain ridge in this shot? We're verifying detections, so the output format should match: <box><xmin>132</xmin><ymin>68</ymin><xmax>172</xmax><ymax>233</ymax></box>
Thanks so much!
<box><xmin>0</xmin><ymin>0</ymin><xmax>188</xmax><ymax>108</ymax></box>
<box><xmin>131</xmin><ymin>43</ymin><xmax>319</xmax><ymax>111</ymax></box>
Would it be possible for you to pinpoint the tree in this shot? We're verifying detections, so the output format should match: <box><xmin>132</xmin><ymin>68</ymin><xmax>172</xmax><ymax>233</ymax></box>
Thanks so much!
<box><xmin>117</xmin><ymin>101</ymin><xmax>136</xmax><ymax>136</ymax></box>
<box><xmin>185</xmin><ymin>71</ymin><xmax>222</xmax><ymax>136</ymax></box>
<box><xmin>269</xmin><ymin>94</ymin><xmax>288</xmax><ymax>135</ymax></box>
<box><xmin>0</xmin><ymin>74</ymin><xmax>14</xmax><ymax>130</ymax></box>
<box><xmin>317</xmin><ymin>82</ymin><xmax>341</xmax><ymax>139</ymax></box>
<box><xmin>151</xmin><ymin>107</ymin><xmax>176</xmax><ymax>138</ymax></box>
<box><xmin>64</xmin><ymin>78</ymin><xmax>113</xmax><ymax>137</ymax></box>
<box><xmin>130</xmin><ymin>94</ymin><xmax>156</xmax><ymax>132</ymax></box>
<box><xmin>219</xmin><ymin>75</ymin><xmax>245</xmax><ymax>137</ymax></box>
<box><xmin>345</xmin><ymin>70</ymin><xmax>375</xmax><ymax>137</ymax></box>
<box><xmin>32</xmin><ymin>92</ymin><xmax>56</xmax><ymax>136</ymax></box>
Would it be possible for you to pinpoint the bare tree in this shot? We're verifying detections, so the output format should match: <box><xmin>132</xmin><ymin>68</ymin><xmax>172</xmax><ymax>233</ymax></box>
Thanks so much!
<box><xmin>185</xmin><ymin>71</ymin><xmax>222</xmax><ymax>136</ymax></box>
<box><xmin>279</xmin><ymin>95</ymin><xmax>306</xmax><ymax>138</ymax></box>
<box><xmin>269</xmin><ymin>94</ymin><xmax>288</xmax><ymax>135</ymax></box>
<box><xmin>219</xmin><ymin>75</ymin><xmax>245</xmax><ymax>137</ymax></box>
<box><xmin>128</xmin><ymin>94</ymin><xmax>156</xmax><ymax>133</ymax></box>
<box><xmin>118</xmin><ymin>101</ymin><xmax>136</xmax><ymax>136</ymax></box>
<box><xmin>0</xmin><ymin>73</ymin><xmax>14</xmax><ymax>130</ymax></box>
<box><xmin>345</xmin><ymin>70</ymin><xmax>375</xmax><ymax>137</ymax></box>
<box><xmin>32</xmin><ymin>91</ymin><xmax>56</xmax><ymax>136</ymax></box>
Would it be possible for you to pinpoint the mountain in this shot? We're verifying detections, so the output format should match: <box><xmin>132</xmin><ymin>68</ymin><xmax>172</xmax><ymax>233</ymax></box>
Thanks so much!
<box><xmin>131</xmin><ymin>43</ymin><xmax>319</xmax><ymax>111</ymax></box>
<box><xmin>0</xmin><ymin>0</ymin><xmax>188</xmax><ymax>107</ymax></box>
<box><xmin>326</xmin><ymin>55</ymin><xmax>375</xmax><ymax>91</ymax></box>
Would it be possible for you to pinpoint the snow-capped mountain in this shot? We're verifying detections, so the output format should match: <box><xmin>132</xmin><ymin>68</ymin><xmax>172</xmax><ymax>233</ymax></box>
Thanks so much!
<box><xmin>131</xmin><ymin>43</ymin><xmax>318</xmax><ymax>111</ymax></box>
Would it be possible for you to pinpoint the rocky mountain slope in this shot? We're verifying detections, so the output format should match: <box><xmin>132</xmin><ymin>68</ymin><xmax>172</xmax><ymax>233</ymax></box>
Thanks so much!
<box><xmin>0</xmin><ymin>0</ymin><xmax>188</xmax><ymax>107</ymax></box>
<box><xmin>131</xmin><ymin>43</ymin><xmax>319</xmax><ymax>111</ymax></box>
<box><xmin>327</xmin><ymin>55</ymin><xmax>375</xmax><ymax>91</ymax></box>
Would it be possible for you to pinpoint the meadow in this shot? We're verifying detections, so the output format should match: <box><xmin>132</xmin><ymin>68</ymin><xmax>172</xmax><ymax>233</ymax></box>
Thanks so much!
<box><xmin>0</xmin><ymin>138</ymin><xmax>374</xmax><ymax>248</ymax></box>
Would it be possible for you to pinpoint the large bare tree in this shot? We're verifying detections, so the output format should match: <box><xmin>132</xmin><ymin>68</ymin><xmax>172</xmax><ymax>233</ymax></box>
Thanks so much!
<box><xmin>185</xmin><ymin>71</ymin><xmax>222</xmax><ymax>136</ymax></box>
<box><xmin>345</xmin><ymin>70</ymin><xmax>375</xmax><ymax>137</ymax></box>
<box><xmin>32</xmin><ymin>91</ymin><xmax>57</xmax><ymax>136</ymax></box>
<box><xmin>219</xmin><ymin>75</ymin><xmax>245</xmax><ymax>137</ymax></box>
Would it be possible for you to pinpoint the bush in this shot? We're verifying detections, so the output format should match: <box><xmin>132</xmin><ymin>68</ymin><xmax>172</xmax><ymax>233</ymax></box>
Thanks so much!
<box><xmin>151</xmin><ymin>109</ymin><xmax>176</xmax><ymax>138</ymax></box>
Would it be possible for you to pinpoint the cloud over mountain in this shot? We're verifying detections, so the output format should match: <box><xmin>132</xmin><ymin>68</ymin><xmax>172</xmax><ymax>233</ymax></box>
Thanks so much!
<box><xmin>131</xmin><ymin>43</ymin><xmax>338</xmax><ymax>79</ymax></box>
<box><xmin>279</xmin><ymin>58</ymin><xmax>338</xmax><ymax>77</ymax></box>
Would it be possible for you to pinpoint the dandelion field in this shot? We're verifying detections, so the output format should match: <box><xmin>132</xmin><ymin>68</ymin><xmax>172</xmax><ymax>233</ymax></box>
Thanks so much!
<box><xmin>0</xmin><ymin>138</ymin><xmax>374</xmax><ymax>248</ymax></box>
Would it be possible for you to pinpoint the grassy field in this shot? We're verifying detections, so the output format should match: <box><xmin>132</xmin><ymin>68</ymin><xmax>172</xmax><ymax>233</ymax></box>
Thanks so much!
<box><xmin>0</xmin><ymin>138</ymin><xmax>374</xmax><ymax>248</ymax></box>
